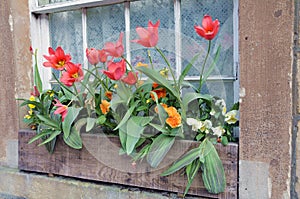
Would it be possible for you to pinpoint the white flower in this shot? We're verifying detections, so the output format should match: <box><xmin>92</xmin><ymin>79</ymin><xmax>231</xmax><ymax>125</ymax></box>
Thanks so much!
<box><xmin>225</xmin><ymin>110</ymin><xmax>238</xmax><ymax>124</ymax></box>
<box><xmin>186</xmin><ymin>118</ymin><xmax>202</xmax><ymax>132</ymax></box>
<box><xmin>210</xmin><ymin>108</ymin><xmax>216</xmax><ymax>116</ymax></box>
<box><xmin>187</xmin><ymin>118</ymin><xmax>212</xmax><ymax>133</ymax></box>
<box><xmin>212</xmin><ymin>126</ymin><xmax>225</xmax><ymax>137</ymax></box>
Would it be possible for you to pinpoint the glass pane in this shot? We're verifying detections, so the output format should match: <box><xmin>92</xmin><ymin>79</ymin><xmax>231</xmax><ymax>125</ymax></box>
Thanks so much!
<box><xmin>130</xmin><ymin>0</ymin><xmax>175</xmax><ymax>73</ymax></box>
<box><xmin>49</xmin><ymin>10</ymin><xmax>83</xmax><ymax>77</ymax></box>
<box><xmin>87</xmin><ymin>4</ymin><xmax>125</xmax><ymax>50</ymax></box>
<box><xmin>181</xmin><ymin>0</ymin><xmax>234</xmax><ymax>77</ymax></box>
<box><xmin>38</xmin><ymin>0</ymin><xmax>74</xmax><ymax>6</ymax></box>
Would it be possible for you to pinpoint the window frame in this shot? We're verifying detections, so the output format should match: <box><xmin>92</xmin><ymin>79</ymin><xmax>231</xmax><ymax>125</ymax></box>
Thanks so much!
<box><xmin>29</xmin><ymin>0</ymin><xmax>239</xmax><ymax>103</ymax></box>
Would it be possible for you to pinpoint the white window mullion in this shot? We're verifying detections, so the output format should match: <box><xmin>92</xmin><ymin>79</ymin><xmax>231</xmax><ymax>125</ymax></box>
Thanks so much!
<box><xmin>38</xmin><ymin>14</ymin><xmax>51</xmax><ymax>89</ymax></box>
<box><xmin>174</xmin><ymin>0</ymin><xmax>181</xmax><ymax>79</ymax></box>
<box><xmin>82</xmin><ymin>8</ymin><xmax>88</xmax><ymax>69</ymax></box>
<box><xmin>124</xmin><ymin>2</ymin><xmax>131</xmax><ymax>64</ymax></box>
<box><xmin>233</xmin><ymin>0</ymin><xmax>239</xmax><ymax>103</ymax></box>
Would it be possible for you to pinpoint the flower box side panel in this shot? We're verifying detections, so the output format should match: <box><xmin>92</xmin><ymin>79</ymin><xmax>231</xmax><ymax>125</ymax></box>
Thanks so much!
<box><xmin>18</xmin><ymin>130</ymin><xmax>238</xmax><ymax>199</ymax></box>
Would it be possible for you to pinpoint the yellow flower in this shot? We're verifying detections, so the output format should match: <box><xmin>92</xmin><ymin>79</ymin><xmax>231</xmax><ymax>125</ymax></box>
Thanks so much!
<box><xmin>159</xmin><ymin>67</ymin><xmax>169</xmax><ymax>78</ymax></box>
<box><xmin>28</xmin><ymin>95</ymin><xmax>36</xmax><ymax>109</ymax></box>
<box><xmin>114</xmin><ymin>84</ymin><xmax>118</xmax><ymax>89</ymax></box>
<box><xmin>24</xmin><ymin>115</ymin><xmax>31</xmax><ymax>119</ymax></box>
<box><xmin>225</xmin><ymin>110</ymin><xmax>238</xmax><ymax>124</ymax></box>
<box><xmin>47</xmin><ymin>90</ymin><xmax>55</xmax><ymax>97</ymax></box>
<box><xmin>146</xmin><ymin>99</ymin><xmax>151</xmax><ymax>104</ymax></box>
<box><xmin>136</xmin><ymin>62</ymin><xmax>148</xmax><ymax>67</ymax></box>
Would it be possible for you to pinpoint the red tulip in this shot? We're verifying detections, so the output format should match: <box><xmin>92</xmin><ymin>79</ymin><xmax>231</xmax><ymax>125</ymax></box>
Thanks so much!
<box><xmin>43</xmin><ymin>46</ymin><xmax>71</xmax><ymax>70</ymax></box>
<box><xmin>103</xmin><ymin>33</ymin><xmax>124</xmax><ymax>58</ymax></box>
<box><xmin>194</xmin><ymin>15</ymin><xmax>220</xmax><ymax>40</ymax></box>
<box><xmin>53</xmin><ymin>99</ymin><xmax>68</xmax><ymax>121</ymax></box>
<box><xmin>30</xmin><ymin>86</ymin><xmax>40</xmax><ymax>97</ymax></box>
<box><xmin>132</xmin><ymin>20</ymin><xmax>160</xmax><ymax>47</ymax></box>
<box><xmin>60</xmin><ymin>62</ymin><xmax>84</xmax><ymax>87</ymax></box>
<box><xmin>102</xmin><ymin>59</ymin><xmax>126</xmax><ymax>80</ymax></box>
<box><xmin>122</xmin><ymin>71</ymin><xmax>138</xmax><ymax>85</ymax></box>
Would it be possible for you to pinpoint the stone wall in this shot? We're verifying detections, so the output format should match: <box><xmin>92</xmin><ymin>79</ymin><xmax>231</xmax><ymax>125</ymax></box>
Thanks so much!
<box><xmin>239</xmin><ymin>0</ymin><xmax>294</xmax><ymax>199</ymax></box>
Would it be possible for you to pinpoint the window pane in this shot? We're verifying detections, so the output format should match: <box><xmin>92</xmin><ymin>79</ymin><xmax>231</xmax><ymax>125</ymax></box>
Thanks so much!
<box><xmin>181</xmin><ymin>0</ymin><xmax>234</xmax><ymax>77</ymax></box>
<box><xmin>87</xmin><ymin>4</ymin><xmax>125</xmax><ymax>50</ymax></box>
<box><xmin>38</xmin><ymin>0</ymin><xmax>73</xmax><ymax>6</ymax></box>
<box><xmin>130</xmin><ymin>0</ymin><xmax>175</xmax><ymax>72</ymax></box>
<box><xmin>49</xmin><ymin>10</ymin><xmax>83</xmax><ymax>76</ymax></box>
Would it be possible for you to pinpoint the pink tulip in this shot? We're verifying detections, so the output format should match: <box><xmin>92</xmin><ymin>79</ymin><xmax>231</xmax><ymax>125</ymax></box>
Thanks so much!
<box><xmin>53</xmin><ymin>99</ymin><xmax>68</xmax><ymax>122</ymax></box>
<box><xmin>86</xmin><ymin>48</ymin><xmax>100</xmax><ymax>65</ymax></box>
<box><xmin>103</xmin><ymin>33</ymin><xmax>124</xmax><ymax>58</ymax></box>
<box><xmin>132</xmin><ymin>20</ymin><xmax>160</xmax><ymax>47</ymax></box>
<box><xmin>102</xmin><ymin>59</ymin><xmax>126</xmax><ymax>80</ymax></box>
<box><xmin>122</xmin><ymin>71</ymin><xmax>138</xmax><ymax>85</ymax></box>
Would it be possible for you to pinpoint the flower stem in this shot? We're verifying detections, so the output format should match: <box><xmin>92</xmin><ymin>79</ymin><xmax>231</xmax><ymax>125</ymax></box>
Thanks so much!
<box><xmin>198</xmin><ymin>40</ymin><xmax>211</xmax><ymax>93</ymax></box>
<box><xmin>155</xmin><ymin>46</ymin><xmax>178</xmax><ymax>92</ymax></box>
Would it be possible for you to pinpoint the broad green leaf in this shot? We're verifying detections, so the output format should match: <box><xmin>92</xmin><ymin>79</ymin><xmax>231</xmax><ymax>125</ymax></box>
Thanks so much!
<box><xmin>116</xmin><ymin>81</ymin><xmax>132</xmax><ymax>105</ymax></box>
<box><xmin>184</xmin><ymin>159</ymin><xmax>201</xmax><ymax>196</ymax></box>
<box><xmin>28</xmin><ymin>129</ymin><xmax>53</xmax><ymax>144</ymax></box>
<box><xmin>137</xmin><ymin>67</ymin><xmax>180</xmax><ymax>101</ymax></box>
<box><xmin>201</xmin><ymin>140</ymin><xmax>226</xmax><ymax>194</ymax></box>
<box><xmin>147</xmin><ymin>134</ymin><xmax>175</xmax><ymax>168</ymax></box>
<box><xmin>62</xmin><ymin>107</ymin><xmax>82</xmax><ymax>139</ymax></box>
<box><xmin>63</xmin><ymin>119</ymin><xmax>85</xmax><ymax>149</ymax></box>
<box><xmin>118</xmin><ymin>123</ymin><xmax>127</xmax><ymax>150</ymax></box>
<box><xmin>38</xmin><ymin>130</ymin><xmax>61</xmax><ymax>146</ymax></box>
<box><xmin>178</xmin><ymin>53</ymin><xmax>200</xmax><ymax>86</ymax></box>
<box><xmin>20</xmin><ymin>100</ymin><xmax>43</xmax><ymax>109</ymax></box>
<box><xmin>182</xmin><ymin>93</ymin><xmax>212</xmax><ymax>113</ymax></box>
<box><xmin>36</xmin><ymin>115</ymin><xmax>60</xmax><ymax>130</ymax></box>
<box><xmin>161</xmin><ymin>147</ymin><xmax>200</xmax><ymax>176</ymax></box>
<box><xmin>113</xmin><ymin>100</ymin><xmax>140</xmax><ymax>130</ymax></box>
<box><xmin>149</xmin><ymin>123</ymin><xmax>169</xmax><ymax>133</ymax></box>
<box><xmin>126</xmin><ymin>116</ymin><xmax>153</xmax><ymax>155</ymax></box>
<box><xmin>97</xmin><ymin>115</ymin><xmax>106</xmax><ymax>125</ymax></box>
<box><xmin>126</xmin><ymin>118</ymin><xmax>145</xmax><ymax>155</ymax></box>
<box><xmin>157</xmin><ymin>103</ymin><xmax>168</xmax><ymax>125</ymax></box>
<box><xmin>86</xmin><ymin>117</ymin><xmax>96</xmax><ymax>132</ymax></box>
<box><xmin>221</xmin><ymin>136</ymin><xmax>229</xmax><ymax>146</ymax></box>
<box><xmin>33</xmin><ymin>49</ymin><xmax>43</xmax><ymax>93</ymax></box>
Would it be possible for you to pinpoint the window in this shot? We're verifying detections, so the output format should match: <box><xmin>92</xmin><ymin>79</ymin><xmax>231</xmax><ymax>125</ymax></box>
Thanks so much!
<box><xmin>29</xmin><ymin>0</ymin><xmax>238</xmax><ymax>108</ymax></box>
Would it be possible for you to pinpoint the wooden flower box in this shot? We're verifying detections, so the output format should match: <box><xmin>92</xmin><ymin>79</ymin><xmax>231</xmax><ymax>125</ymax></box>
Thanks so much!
<box><xmin>18</xmin><ymin>129</ymin><xmax>238</xmax><ymax>198</ymax></box>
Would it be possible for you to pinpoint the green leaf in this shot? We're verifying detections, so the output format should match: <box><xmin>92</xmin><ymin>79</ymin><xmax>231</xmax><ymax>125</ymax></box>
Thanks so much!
<box><xmin>118</xmin><ymin>124</ymin><xmax>127</xmax><ymax>150</ymax></box>
<box><xmin>33</xmin><ymin>49</ymin><xmax>43</xmax><ymax>93</ymax></box>
<box><xmin>28</xmin><ymin>129</ymin><xmax>53</xmax><ymax>144</ymax></box>
<box><xmin>126</xmin><ymin>116</ymin><xmax>153</xmax><ymax>155</ymax></box>
<box><xmin>97</xmin><ymin>115</ymin><xmax>106</xmax><ymax>125</ymax></box>
<box><xmin>20</xmin><ymin>100</ymin><xmax>43</xmax><ymax>109</ymax></box>
<box><xmin>147</xmin><ymin>134</ymin><xmax>175</xmax><ymax>168</ymax></box>
<box><xmin>38</xmin><ymin>130</ymin><xmax>61</xmax><ymax>146</ymax></box>
<box><xmin>201</xmin><ymin>140</ymin><xmax>226</xmax><ymax>194</ymax></box>
<box><xmin>36</xmin><ymin>115</ymin><xmax>61</xmax><ymax>130</ymax></box>
<box><xmin>62</xmin><ymin>107</ymin><xmax>82</xmax><ymax>139</ymax></box>
<box><xmin>86</xmin><ymin>117</ymin><xmax>96</xmax><ymax>132</ymax></box>
<box><xmin>113</xmin><ymin>100</ymin><xmax>140</xmax><ymax>130</ymax></box>
<box><xmin>231</xmin><ymin>102</ymin><xmax>239</xmax><ymax>111</ymax></box>
<box><xmin>221</xmin><ymin>136</ymin><xmax>229</xmax><ymax>146</ymax></box>
<box><xmin>182</xmin><ymin>93</ymin><xmax>212</xmax><ymax>113</ymax></box>
<box><xmin>137</xmin><ymin>67</ymin><xmax>180</xmax><ymax>101</ymax></box>
<box><xmin>178</xmin><ymin>53</ymin><xmax>200</xmax><ymax>86</ymax></box>
<box><xmin>161</xmin><ymin>147</ymin><xmax>200</xmax><ymax>176</ymax></box>
<box><xmin>184</xmin><ymin>159</ymin><xmax>201</xmax><ymax>196</ymax></box>
<box><xmin>63</xmin><ymin>119</ymin><xmax>85</xmax><ymax>149</ymax></box>
<box><xmin>149</xmin><ymin>123</ymin><xmax>169</xmax><ymax>133</ymax></box>
<box><xmin>157</xmin><ymin>103</ymin><xmax>168</xmax><ymax>125</ymax></box>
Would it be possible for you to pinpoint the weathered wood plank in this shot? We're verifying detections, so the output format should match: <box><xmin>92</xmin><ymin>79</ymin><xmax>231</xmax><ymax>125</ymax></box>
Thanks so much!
<box><xmin>18</xmin><ymin>129</ymin><xmax>238</xmax><ymax>198</ymax></box>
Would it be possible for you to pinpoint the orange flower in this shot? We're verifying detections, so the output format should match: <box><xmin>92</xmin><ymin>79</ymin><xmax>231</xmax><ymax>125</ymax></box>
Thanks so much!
<box><xmin>105</xmin><ymin>91</ymin><xmax>113</xmax><ymax>100</ymax></box>
<box><xmin>166</xmin><ymin>115</ymin><xmax>181</xmax><ymax>128</ymax></box>
<box><xmin>165</xmin><ymin>106</ymin><xmax>181</xmax><ymax>128</ymax></box>
<box><xmin>100</xmin><ymin>100</ymin><xmax>110</xmax><ymax>115</ymax></box>
<box><xmin>150</xmin><ymin>83</ymin><xmax>166</xmax><ymax>100</ymax></box>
